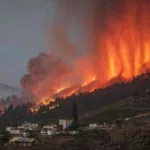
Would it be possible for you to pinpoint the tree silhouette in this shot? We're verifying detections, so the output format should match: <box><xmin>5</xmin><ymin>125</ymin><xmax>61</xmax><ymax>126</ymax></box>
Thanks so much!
<box><xmin>71</xmin><ymin>101</ymin><xmax>78</xmax><ymax>129</ymax></box>
<box><xmin>0</xmin><ymin>72</ymin><xmax>150</xmax><ymax>127</ymax></box>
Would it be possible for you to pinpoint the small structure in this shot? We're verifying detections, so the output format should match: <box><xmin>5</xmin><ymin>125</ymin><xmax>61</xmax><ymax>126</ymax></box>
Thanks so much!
<box><xmin>47</xmin><ymin>129</ymin><xmax>54</xmax><ymax>135</ymax></box>
<box><xmin>22</xmin><ymin>131</ymin><xmax>30</xmax><ymax>137</ymax></box>
<box><xmin>89</xmin><ymin>124</ymin><xmax>98</xmax><ymax>128</ymax></box>
<box><xmin>6</xmin><ymin>127</ymin><xmax>12</xmax><ymax>132</ymax></box>
<box><xmin>40</xmin><ymin>128</ymin><xmax>54</xmax><ymax>136</ymax></box>
<box><xmin>18</xmin><ymin>123</ymin><xmax>38</xmax><ymax>131</ymax></box>
<box><xmin>40</xmin><ymin>129</ymin><xmax>47</xmax><ymax>135</ymax></box>
<box><xmin>9</xmin><ymin>136</ymin><xmax>36</xmax><ymax>145</ymax></box>
<box><xmin>43</xmin><ymin>125</ymin><xmax>56</xmax><ymax>130</ymax></box>
<box><xmin>68</xmin><ymin>130</ymin><xmax>79</xmax><ymax>135</ymax></box>
<box><xmin>124</xmin><ymin>117</ymin><xmax>131</xmax><ymax>121</ymax></box>
<box><xmin>6</xmin><ymin>122</ymin><xmax>39</xmax><ymax>136</ymax></box>
<box><xmin>40</xmin><ymin>124</ymin><xmax>57</xmax><ymax>136</ymax></box>
<box><xmin>59</xmin><ymin>119</ymin><xmax>72</xmax><ymax>129</ymax></box>
<box><xmin>9</xmin><ymin>128</ymin><xmax>23</xmax><ymax>135</ymax></box>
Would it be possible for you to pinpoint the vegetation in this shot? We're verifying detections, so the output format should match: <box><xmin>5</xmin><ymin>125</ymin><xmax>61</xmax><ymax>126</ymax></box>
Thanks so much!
<box><xmin>0</xmin><ymin>72</ymin><xmax>150</xmax><ymax>127</ymax></box>
<box><xmin>70</xmin><ymin>101</ymin><xmax>78</xmax><ymax>130</ymax></box>
<box><xmin>0</xmin><ymin>128</ymin><xmax>10</xmax><ymax>145</ymax></box>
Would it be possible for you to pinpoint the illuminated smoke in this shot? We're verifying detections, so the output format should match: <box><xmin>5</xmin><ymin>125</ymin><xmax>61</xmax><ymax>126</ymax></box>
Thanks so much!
<box><xmin>59</xmin><ymin>0</ymin><xmax>150</xmax><ymax>81</ymax></box>
<box><xmin>20</xmin><ymin>52</ymin><xmax>70</xmax><ymax>101</ymax></box>
<box><xmin>21</xmin><ymin>0</ymin><xmax>150</xmax><ymax>106</ymax></box>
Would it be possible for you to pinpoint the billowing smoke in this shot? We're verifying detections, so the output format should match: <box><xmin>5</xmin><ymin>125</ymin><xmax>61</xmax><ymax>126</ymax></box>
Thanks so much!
<box><xmin>21</xmin><ymin>0</ymin><xmax>150</xmax><ymax>105</ymax></box>
<box><xmin>59</xmin><ymin>0</ymin><xmax>150</xmax><ymax>80</ymax></box>
<box><xmin>20</xmin><ymin>52</ymin><xmax>70</xmax><ymax>100</ymax></box>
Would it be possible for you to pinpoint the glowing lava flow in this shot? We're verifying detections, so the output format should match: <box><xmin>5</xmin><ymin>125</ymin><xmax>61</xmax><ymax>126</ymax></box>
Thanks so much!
<box><xmin>56</xmin><ymin>88</ymin><xmax>65</xmax><ymax>93</ymax></box>
<box><xmin>25</xmin><ymin>0</ymin><xmax>150</xmax><ymax>111</ymax></box>
<box><xmin>82</xmin><ymin>77</ymin><xmax>96</xmax><ymax>87</ymax></box>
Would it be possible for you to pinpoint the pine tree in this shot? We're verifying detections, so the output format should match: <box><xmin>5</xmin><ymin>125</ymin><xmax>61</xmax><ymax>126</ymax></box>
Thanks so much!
<box><xmin>71</xmin><ymin>101</ymin><xmax>78</xmax><ymax>129</ymax></box>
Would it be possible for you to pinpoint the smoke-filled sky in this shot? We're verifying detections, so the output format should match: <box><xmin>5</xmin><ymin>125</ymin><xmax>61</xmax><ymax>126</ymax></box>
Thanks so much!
<box><xmin>1</xmin><ymin>0</ymin><xmax>150</xmax><ymax>91</ymax></box>
<box><xmin>0</xmin><ymin>0</ymin><xmax>58</xmax><ymax>87</ymax></box>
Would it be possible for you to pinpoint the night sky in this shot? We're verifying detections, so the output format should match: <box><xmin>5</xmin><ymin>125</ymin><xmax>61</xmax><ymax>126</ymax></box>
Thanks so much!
<box><xmin>0</xmin><ymin>0</ymin><xmax>57</xmax><ymax>87</ymax></box>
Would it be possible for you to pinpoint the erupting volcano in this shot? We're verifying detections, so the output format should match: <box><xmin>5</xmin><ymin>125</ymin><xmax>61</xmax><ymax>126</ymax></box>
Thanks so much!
<box><xmin>21</xmin><ymin>0</ymin><xmax>150</xmax><ymax>108</ymax></box>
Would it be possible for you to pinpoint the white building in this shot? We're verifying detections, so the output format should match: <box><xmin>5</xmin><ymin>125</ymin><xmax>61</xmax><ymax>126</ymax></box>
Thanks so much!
<box><xmin>6</xmin><ymin>123</ymin><xmax>39</xmax><ymax>136</ymax></box>
<box><xmin>89</xmin><ymin>124</ymin><xmax>98</xmax><ymax>128</ymax></box>
<box><xmin>9</xmin><ymin>129</ymin><xmax>22</xmax><ymax>135</ymax></box>
<box><xmin>6</xmin><ymin>127</ymin><xmax>12</xmax><ymax>132</ymax></box>
<box><xmin>47</xmin><ymin>130</ymin><xmax>54</xmax><ymax>135</ymax></box>
<box><xmin>40</xmin><ymin>129</ymin><xmax>47</xmax><ymax>135</ymax></box>
<box><xmin>40</xmin><ymin>128</ymin><xmax>54</xmax><ymax>136</ymax></box>
<box><xmin>59</xmin><ymin>119</ymin><xmax>72</xmax><ymax>129</ymax></box>
<box><xmin>6</xmin><ymin>127</ymin><xmax>21</xmax><ymax>135</ymax></box>
<box><xmin>9</xmin><ymin>136</ymin><xmax>36</xmax><ymax>144</ymax></box>
<box><xmin>18</xmin><ymin>123</ymin><xmax>38</xmax><ymax>131</ymax></box>
<box><xmin>43</xmin><ymin>125</ymin><xmax>55</xmax><ymax>130</ymax></box>
<box><xmin>22</xmin><ymin>131</ymin><xmax>30</xmax><ymax>137</ymax></box>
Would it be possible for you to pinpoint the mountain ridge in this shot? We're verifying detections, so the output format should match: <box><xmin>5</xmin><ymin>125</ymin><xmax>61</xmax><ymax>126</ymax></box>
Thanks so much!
<box><xmin>0</xmin><ymin>82</ymin><xmax>22</xmax><ymax>99</ymax></box>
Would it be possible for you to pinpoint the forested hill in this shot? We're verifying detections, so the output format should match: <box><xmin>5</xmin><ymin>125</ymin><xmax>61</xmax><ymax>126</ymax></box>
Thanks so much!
<box><xmin>0</xmin><ymin>72</ymin><xmax>150</xmax><ymax>127</ymax></box>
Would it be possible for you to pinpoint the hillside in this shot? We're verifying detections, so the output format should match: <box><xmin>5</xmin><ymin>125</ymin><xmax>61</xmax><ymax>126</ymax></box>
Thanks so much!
<box><xmin>0</xmin><ymin>72</ymin><xmax>150</xmax><ymax>127</ymax></box>
<box><xmin>80</xmin><ymin>88</ymin><xmax>150</xmax><ymax>123</ymax></box>
<box><xmin>27</xmin><ymin>72</ymin><xmax>150</xmax><ymax>123</ymax></box>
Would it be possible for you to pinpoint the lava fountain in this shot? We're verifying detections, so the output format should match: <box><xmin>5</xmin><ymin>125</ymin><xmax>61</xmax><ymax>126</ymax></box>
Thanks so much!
<box><xmin>21</xmin><ymin>0</ymin><xmax>150</xmax><ymax>107</ymax></box>
<box><xmin>93</xmin><ymin>0</ymin><xmax>150</xmax><ymax>80</ymax></box>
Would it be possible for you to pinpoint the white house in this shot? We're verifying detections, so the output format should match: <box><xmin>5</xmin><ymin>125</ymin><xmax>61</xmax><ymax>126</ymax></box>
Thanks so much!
<box><xmin>40</xmin><ymin>129</ymin><xmax>47</xmax><ymax>135</ymax></box>
<box><xmin>6</xmin><ymin>127</ymin><xmax>12</xmax><ymax>132</ymax></box>
<box><xmin>40</xmin><ymin>128</ymin><xmax>54</xmax><ymax>136</ymax></box>
<box><xmin>68</xmin><ymin>131</ymin><xmax>79</xmax><ymax>135</ymax></box>
<box><xmin>43</xmin><ymin>125</ymin><xmax>54</xmax><ymax>130</ymax></box>
<box><xmin>9</xmin><ymin>129</ymin><xmax>22</xmax><ymax>135</ymax></box>
<box><xmin>9</xmin><ymin>136</ymin><xmax>36</xmax><ymax>144</ymax></box>
<box><xmin>59</xmin><ymin>119</ymin><xmax>72</xmax><ymax>129</ymax></box>
<box><xmin>18</xmin><ymin>123</ymin><xmax>38</xmax><ymax>131</ymax></box>
<box><xmin>47</xmin><ymin>129</ymin><xmax>54</xmax><ymax>136</ymax></box>
<box><xmin>89</xmin><ymin>124</ymin><xmax>98</xmax><ymax>128</ymax></box>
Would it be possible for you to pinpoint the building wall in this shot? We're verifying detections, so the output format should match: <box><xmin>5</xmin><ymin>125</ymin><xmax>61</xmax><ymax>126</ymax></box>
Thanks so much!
<box><xmin>59</xmin><ymin>119</ymin><xmax>72</xmax><ymax>129</ymax></box>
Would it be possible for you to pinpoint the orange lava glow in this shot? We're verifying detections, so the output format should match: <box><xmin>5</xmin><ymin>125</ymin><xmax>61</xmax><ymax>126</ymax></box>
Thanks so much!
<box><xmin>55</xmin><ymin>87</ymin><xmax>65</xmax><ymax>93</ymax></box>
<box><xmin>49</xmin><ymin>103</ymin><xmax>60</xmax><ymax>110</ymax></box>
<box><xmin>29</xmin><ymin>0</ymin><xmax>150</xmax><ymax>109</ymax></box>
<box><xmin>41</xmin><ymin>97</ymin><xmax>51</xmax><ymax>106</ymax></box>
<box><xmin>94</xmin><ymin>0</ymin><xmax>150</xmax><ymax>81</ymax></box>
<box><xmin>82</xmin><ymin>77</ymin><xmax>96</xmax><ymax>87</ymax></box>
<box><xmin>30</xmin><ymin>108</ymin><xmax>39</xmax><ymax>113</ymax></box>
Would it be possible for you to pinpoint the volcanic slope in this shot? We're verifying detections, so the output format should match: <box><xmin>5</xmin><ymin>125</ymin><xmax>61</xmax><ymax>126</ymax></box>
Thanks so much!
<box><xmin>81</xmin><ymin>89</ymin><xmax>150</xmax><ymax>124</ymax></box>
<box><xmin>24</xmin><ymin>72</ymin><xmax>150</xmax><ymax>124</ymax></box>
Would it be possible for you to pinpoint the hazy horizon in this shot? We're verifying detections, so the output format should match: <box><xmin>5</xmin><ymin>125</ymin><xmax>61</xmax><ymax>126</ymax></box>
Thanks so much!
<box><xmin>0</xmin><ymin>0</ymin><xmax>57</xmax><ymax>87</ymax></box>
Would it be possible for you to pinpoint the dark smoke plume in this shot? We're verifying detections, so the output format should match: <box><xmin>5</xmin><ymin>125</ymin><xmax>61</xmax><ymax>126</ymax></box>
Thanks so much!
<box><xmin>21</xmin><ymin>0</ymin><xmax>150</xmax><ymax>103</ymax></box>
<box><xmin>59</xmin><ymin>0</ymin><xmax>150</xmax><ymax>79</ymax></box>
<box><xmin>20</xmin><ymin>52</ymin><xmax>70</xmax><ymax>98</ymax></box>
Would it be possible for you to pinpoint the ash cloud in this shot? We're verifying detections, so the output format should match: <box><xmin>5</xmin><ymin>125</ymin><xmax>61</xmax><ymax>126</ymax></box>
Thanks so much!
<box><xmin>20</xmin><ymin>0</ymin><xmax>150</xmax><ymax>102</ymax></box>
<box><xmin>59</xmin><ymin>0</ymin><xmax>150</xmax><ymax>79</ymax></box>
<box><xmin>59</xmin><ymin>0</ymin><xmax>150</xmax><ymax>45</ymax></box>
<box><xmin>20</xmin><ymin>52</ymin><xmax>70</xmax><ymax>98</ymax></box>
